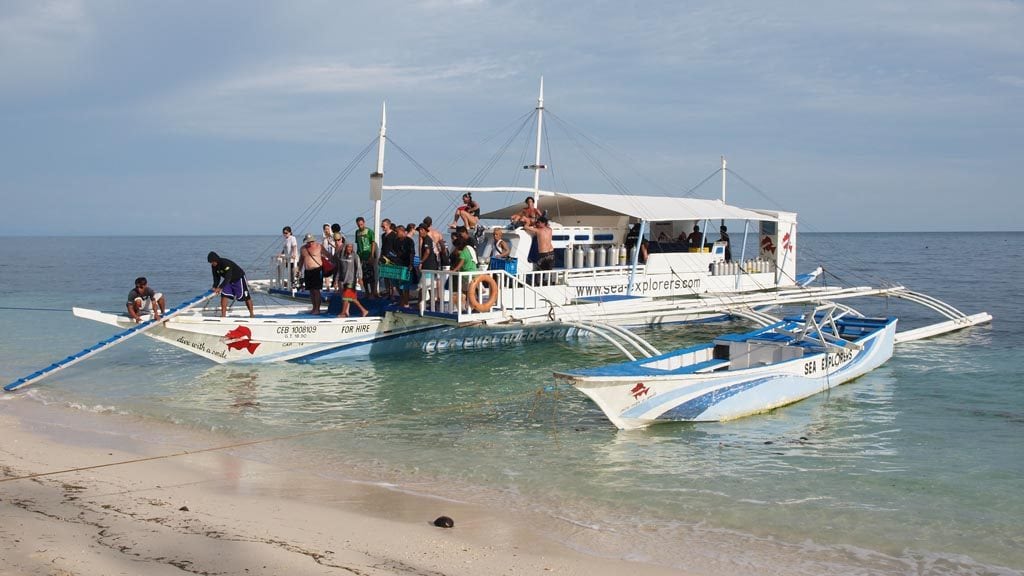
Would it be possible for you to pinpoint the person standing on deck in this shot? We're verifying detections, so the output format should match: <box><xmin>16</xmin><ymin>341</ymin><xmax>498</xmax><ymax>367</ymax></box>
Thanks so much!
<box><xmin>321</xmin><ymin>224</ymin><xmax>335</xmax><ymax>257</ymax></box>
<box><xmin>392</xmin><ymin>225</ymin><xmax>416</xmax><ymax>307</ymax></box>
<box><xmin>281</xmin><ymin>226</ymin><xmax>299</xmax><ymax>288</ymax></box>
<box><xmin>354</xmin><ymin>216</ymin><xmax>378</xmax><ymax>298</ymax></box>
<box><xmin>719</xmin><ymin>225</ymin><xmax>732</xmax><ymax>262</ymax></box>
<box><xmin>207</xmin><ymin>252</ymin><xmax>254</xmax><ymax>318</ymax></box>
<box><xmin>126</xmin><ymin>277</ymin><xmax>166</xmax><ymax>323</ymax></box>
<box><xmin>524</xmin><ymin>215</ymin><xmax>555</xmax><ymax>270</ymax></box>
<box><xmin>299</xmin><ymin>233</ymin><xmax>326</xmax><ymax>315</ymax></box>
<box><xmin>335</xmin><ymin>243</ymin><xmax>368</xmax><ymax>317</ymax></box>
<box><xmin>380</xmin><ymin>218</ymin><xmax>397</xmax><ymax>299</ymax></box>
<box><xmin>686</xmin><ymin>225</ymin><xmax>703</xmax><ymax>250</ymax></box>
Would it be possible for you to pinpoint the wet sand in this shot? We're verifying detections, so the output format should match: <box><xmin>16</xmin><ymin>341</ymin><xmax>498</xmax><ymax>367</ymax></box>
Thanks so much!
<box><xmin>0</xmin><ymin>398</ymin><xmax>682</xmax><ymax>576</ymax></box>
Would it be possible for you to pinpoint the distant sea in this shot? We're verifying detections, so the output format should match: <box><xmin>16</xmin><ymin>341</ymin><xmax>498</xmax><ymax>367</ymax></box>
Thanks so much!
<box><xmin>1</xmin><ymin>232</ymin><xmax>1021</xmax><ymax>575</ymax></box>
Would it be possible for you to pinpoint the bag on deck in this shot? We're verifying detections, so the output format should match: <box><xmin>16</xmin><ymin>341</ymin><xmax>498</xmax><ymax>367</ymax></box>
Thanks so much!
<box><xmin>321</xmin><ymin>255</ymin><xmax>336</xmax><ymax>275</ymax></box>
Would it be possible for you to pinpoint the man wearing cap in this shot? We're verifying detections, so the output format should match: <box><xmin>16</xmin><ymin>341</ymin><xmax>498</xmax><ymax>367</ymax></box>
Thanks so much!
<box><xmin>126</xmin><ymin>277</ymin><xmax>166</xmax><ymax>323</ymax></box>
<box><xmin>299</xmin><ymin>233</ymin><xmax>326</xmax><ymax>315</ymax></box>
<box><xmin>207</xmin><ymin>252</ymin><xmax>254</xmax><ymax>318</ymax></box>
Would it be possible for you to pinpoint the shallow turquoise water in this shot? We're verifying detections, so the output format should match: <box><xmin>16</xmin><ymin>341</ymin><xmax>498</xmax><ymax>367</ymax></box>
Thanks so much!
<box><xmin>1</xmin><ymin>232</ymin><xmax>1021</xmax><ymax>574</ymax></box>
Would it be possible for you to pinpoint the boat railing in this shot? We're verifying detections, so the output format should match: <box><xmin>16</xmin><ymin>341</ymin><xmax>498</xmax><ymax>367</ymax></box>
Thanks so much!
<box><xmin>268</xmin><ymin>255</ymin><xmax>299</xmax><ymax>292</ymax></box>
<box><xmin>417</xmin><ymin>267</ymin><xmax>567</xmax><ymax>319</ymax></box>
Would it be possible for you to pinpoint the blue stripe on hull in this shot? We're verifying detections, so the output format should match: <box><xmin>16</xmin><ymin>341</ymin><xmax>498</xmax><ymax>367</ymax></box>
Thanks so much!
<box><xmin>621</xmin><ymin>326</ymin><xmax>893</xmax><ymax>423</ymax></box>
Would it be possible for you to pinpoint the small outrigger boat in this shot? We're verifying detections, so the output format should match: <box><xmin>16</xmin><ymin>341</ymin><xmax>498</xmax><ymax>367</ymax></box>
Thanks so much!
<box><xmin>555</xmin><ymin>305</ymin><xmax>897</xmax><ymax>429</ymax></box>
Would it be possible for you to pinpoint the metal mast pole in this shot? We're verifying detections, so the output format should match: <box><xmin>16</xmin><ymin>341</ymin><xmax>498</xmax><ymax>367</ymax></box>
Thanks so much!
<box><xmin>720</xmin><ymin>155</ymin><xmax>727</xmax><ymax>229</ymax></box>
<box><xmin>370</xmin><ymin>102</ymin><xmax>387</xmax><ymax>260</ymax></box>
<box><xmin>529</xmin><ymin>77</ymin><xmax>546</xmax><ymax>206</ymax></box>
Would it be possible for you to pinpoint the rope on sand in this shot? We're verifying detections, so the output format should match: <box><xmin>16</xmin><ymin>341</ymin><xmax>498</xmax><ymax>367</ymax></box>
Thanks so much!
<box><xmin>0</xmin><ymin>389</ymin><xmax>547</xmax><ymax>484</ymax></box>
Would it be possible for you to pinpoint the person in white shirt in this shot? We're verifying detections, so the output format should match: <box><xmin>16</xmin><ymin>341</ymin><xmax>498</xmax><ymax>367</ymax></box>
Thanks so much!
<box><xmin>281</xmin><ymin>226</ymin><xmax>299</xmax><ymax>287</ymax></box>
<box><xmin>321</xmin><ymin>223</ymin><xmax>335</xmax><ymax>257</ymax></box>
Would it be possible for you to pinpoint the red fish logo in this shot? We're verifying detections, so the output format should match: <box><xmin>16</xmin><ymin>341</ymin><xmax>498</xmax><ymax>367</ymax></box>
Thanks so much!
<box><xmin>782</xmin><ymin>231</ymin><xmax>793</xmax><ymax>253</ymax></box>
<box><xmin>222</xmin><ymin>326</ymin><xmax>260</xmax><ymax>354</ymax></box>
<box><xmin>760</xmin><ymin>235</ymin><xmax>776</xmax><ymax>254</ymax></box>
<box><xmin>630</xmin><ymin>382</ymin><xmax>650</xmax><ymax>400</ymax></box>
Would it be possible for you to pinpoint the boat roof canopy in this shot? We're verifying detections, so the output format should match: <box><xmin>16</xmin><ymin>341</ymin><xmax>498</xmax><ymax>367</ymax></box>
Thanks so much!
<box><xmin>480</xmin><ymin>192</ymin><xmax>780</xmax><ymax>223</ymax></box>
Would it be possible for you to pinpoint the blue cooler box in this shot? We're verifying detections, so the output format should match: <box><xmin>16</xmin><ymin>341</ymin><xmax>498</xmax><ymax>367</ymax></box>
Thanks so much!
<box><xmin>489</xmin><ymin>257</ymin><xmax>518</xmax><ymax>275</ymax></box>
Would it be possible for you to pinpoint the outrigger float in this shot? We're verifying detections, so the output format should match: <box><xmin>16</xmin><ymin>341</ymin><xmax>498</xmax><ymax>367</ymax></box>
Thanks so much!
<box><xmin>7</xmin><ymin>81</ymin><xmax>992</xmax><ymax>390</ymax></box>
<box><xmin>555</xmin><ymin>304</ymin><xmax>899</xmax><ymax>428</ymax></box>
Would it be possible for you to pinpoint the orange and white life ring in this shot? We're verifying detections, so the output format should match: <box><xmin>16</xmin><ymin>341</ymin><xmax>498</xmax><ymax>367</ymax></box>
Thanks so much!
<box><xmin>467</xmin><ymin>274</ymin><xmax>499</xmax><ymax>312</ymax></box>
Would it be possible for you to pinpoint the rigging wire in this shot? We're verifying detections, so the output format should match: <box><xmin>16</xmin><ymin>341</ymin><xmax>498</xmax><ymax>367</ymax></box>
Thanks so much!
<box><xmin>243</xmin><ymin>137</ymin><xmax>378</xmax><ymax>276</ymax></box>
<box><xmin>725</xmin><ymin>168</ymin><xmax>898</xmax><ymax>290</ymax></box>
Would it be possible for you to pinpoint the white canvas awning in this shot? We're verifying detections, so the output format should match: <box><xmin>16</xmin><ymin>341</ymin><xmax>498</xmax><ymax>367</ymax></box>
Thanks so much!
<box><xmin>480</xmin><ymin>192</ymin><xmax>778</xmax><ymax>223</ymax></box>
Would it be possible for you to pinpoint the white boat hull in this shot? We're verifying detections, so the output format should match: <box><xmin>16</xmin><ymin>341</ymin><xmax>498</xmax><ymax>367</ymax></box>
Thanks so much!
<box><xmin>558</xmin><ymin>317</ymin><xmax>897</xmax><ymax>428</ymax></box>
<box><xmin>72</xmin><ymin>306</ymin><xmax>444</xmax><ymax>363</ymax></box>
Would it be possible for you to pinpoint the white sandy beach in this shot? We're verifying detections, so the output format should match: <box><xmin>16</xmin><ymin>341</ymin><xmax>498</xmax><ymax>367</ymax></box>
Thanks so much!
<box><xmin>0</xmin><ymin>398</ymin><xmax>683</xmax><ymax>576</ymax></box>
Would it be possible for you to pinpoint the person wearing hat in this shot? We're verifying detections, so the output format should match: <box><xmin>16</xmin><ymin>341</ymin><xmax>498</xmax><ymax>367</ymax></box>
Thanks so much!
<box><xmin>207</xmin><ymin>251</ymin><xmax>254</xmax><ymax>318</ymax></box>
<box><xmin>299</xmin><ymin>233</ymin><xmax>326</xmax><ymax>315</ymax></box>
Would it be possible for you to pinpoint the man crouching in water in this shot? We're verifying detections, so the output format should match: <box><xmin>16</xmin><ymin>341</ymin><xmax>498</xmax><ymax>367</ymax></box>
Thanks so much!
<box><xmin>208</xmin><ymin>251</ymin><xmax>255</xmax><ymax>318</ymax></box>
<box><xmin>127</xmin><ymin>277</ymin><xmax>166</xmax><ymax>323</ymax></box>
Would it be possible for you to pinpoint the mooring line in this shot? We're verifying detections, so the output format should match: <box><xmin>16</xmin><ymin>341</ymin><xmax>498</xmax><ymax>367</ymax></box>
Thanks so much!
<box><xmin>0</xmin><ymin>389</ymin><xmax>548</xmax><ymax>484</ymax></box>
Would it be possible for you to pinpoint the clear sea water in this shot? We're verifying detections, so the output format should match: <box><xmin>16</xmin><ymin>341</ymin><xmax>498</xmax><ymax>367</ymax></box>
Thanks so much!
<box><xmin>1</xmin><ymin>232</ymin><xmax>1021</xmax><ymax>575</ymax></box>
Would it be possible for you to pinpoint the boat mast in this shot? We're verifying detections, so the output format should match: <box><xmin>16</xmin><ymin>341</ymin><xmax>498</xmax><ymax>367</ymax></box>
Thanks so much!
<box><xmin>370</xmin><ymin>102</ymin><xmax>387</xmax><ymax>253</ymax></box>
<box><xmin>720</xmin><ymin>155</ymin><xmax>727</xmax><ymax>229</ymax></box>
<box><xmin>527</xmin><ymin>77</ymin><xmax>546</xmax><ymax>206</ymax></box>
<box><xmin>720</xmin><ymin>155</ymin><xmax>727</xmax><ymax>203</ymax></box>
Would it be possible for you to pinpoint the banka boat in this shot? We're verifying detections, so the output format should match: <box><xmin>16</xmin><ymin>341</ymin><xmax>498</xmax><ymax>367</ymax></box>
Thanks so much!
<box><xmin>8</xmin><ymin>81</ymin><xmax>991</xmax><ymax>389</ymax></box>
<box><xmin>554</xmin><ymin>305</ymin><xmax>898</xmax><ymax>429</ymax></box>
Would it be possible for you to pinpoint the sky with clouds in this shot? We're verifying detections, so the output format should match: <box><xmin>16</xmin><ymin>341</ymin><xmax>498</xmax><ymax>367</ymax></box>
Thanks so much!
<box><xmin>1</xmin><ymin>0</ymin><xmax>1021</xmax><ymax>236</ymax></box>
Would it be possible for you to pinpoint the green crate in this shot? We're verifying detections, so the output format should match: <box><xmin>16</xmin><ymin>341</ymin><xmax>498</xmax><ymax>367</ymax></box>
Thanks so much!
<box><xmin>379</xmin><ymin>262</ymin><xmax>411</xmax><ymax>281</ymax></box>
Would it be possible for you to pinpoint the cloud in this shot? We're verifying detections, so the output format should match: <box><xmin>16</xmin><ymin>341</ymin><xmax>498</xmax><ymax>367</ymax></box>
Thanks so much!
<box><xmin>992</xmin><ymin>75</ymin><xmax>1024</xmax><ymax>89</ymax></box>
<box><xmin>0</xmin><ymin>0</ymin><xmax>93</xmax><ymax>96</ymax></box>
<box><xmin>137</xmin><ymin>59</ymin><xmax>519</xmax><ymax>141</ymax></box>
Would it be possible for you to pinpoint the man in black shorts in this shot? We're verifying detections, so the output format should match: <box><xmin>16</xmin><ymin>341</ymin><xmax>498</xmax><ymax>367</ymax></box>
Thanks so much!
<box><xmin>208</xmin><ymin>251</ymin><xmax>255</xmax><ymax>318</ymax></box>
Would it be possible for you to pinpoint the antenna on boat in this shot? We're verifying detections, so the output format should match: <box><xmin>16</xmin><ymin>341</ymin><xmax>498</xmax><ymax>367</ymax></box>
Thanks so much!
<box><xmin>524</xmin><ymin>77</ymin><xmax>547</xmax><ymax>206</ymax></box>
<box><xmin>370</xmin><ymin>101</ymin><xmax>387</xmax><ymax>251</ymax></box>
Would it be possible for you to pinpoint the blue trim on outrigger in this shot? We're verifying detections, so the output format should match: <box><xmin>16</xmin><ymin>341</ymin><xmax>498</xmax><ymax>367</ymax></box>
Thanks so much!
<box><xmin>5</xmin><ymin>291</ymin><xmax>215</xmax><ymax>392</ymax></box>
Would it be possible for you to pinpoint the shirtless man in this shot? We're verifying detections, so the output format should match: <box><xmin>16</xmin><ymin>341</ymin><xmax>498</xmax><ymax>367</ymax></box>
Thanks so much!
<box><xmin>524</xmin><ymin>215</ymin><xmax>555</xmax><ymax>270</ymax></box>
<box><xmin>126</xmin><ymin>277</ymin><xmax>166</xmax><ymax>323</ymax></box>
<box><xmin>299</xmin><ymin>233</ymin><xmax>326</xmax><ymax>314</ymax></box>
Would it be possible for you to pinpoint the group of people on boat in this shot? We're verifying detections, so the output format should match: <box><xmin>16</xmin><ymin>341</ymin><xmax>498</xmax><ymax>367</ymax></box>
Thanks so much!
<box><xmin>157</xmin><ymin>193</ymin><xmax>574</xmax><ymax>321</ymax></box>
<box><xmin>280</xmin><ymin>223</ymin><xmax>372</xmax><ymax>317</ymax></box>
<box><xmin>270</xmin><ymin>194</ymin><xmax>555</xmax><ymax>315</ymax></box>
<box><xmin>651</xmin><ymin>223</ymin><xmax>732</xmax><ymax>261</ymax></box>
